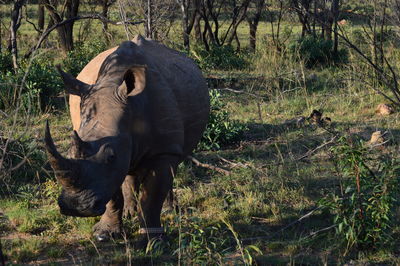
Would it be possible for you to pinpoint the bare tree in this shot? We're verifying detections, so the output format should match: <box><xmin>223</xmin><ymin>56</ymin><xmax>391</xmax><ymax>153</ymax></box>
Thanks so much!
<box><xmin>43</xmin><ymin>0</ymin><xmax>81</xmax><ymax>53</ymax></box>
<box><xmin>291</xmin><ymin>0</ymin><xmax>312</xmax><ymax>37</ymax></box>
<box><xmin>145</xmin><ymin>0</ymin><xmax>153</xmax><ymax>38</ymax></box>
<box><xmin>176</xmin><ymin>0</ymin><xmax>200</xmax><ymax>49</ymax></box>
<box><xmin>247</xmin><ymin>0</ymin><xmax>265</xmax><ymax>52</ymax></box>
<box><xmin>100</xmin><ymin>0</ymin><xmax>115</xmax><ymax>39</ymax></box>
<box><xmin>9</xmin><ymin>0</ymin><xmax>26</xmax><ymax>70</ymax></box>
<box><xmin>198</xmin><ymin>0</ymin><xmax>251</xmax><ymax>50</ymax></box>
<box><xmin>38</xmin><ymin>0</ymin><xmax>45</xmax><ymax>32</ymax></box>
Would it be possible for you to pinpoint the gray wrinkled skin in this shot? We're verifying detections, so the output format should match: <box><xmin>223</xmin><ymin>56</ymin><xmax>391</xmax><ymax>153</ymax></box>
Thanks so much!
<box><xmin>45</xmin><ymin>35</ymin><xmax>210</xmax><ymax>241</ymax></box>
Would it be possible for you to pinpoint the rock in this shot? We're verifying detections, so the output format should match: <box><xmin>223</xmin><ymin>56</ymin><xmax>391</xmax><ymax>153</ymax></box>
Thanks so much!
<box><xmin>375</xmin><ymin>103</ymin><xmax>394</xmax><ymax>116</ymax></box>
<box><xmin>369</xmin><ymin>131</ymin><xmax>384</xmax><ymax>145</ymax></box>
<box><xmin>338</xmin><ymin>19</ymin><xmax>347</xmax><ymax>26</ymax></box>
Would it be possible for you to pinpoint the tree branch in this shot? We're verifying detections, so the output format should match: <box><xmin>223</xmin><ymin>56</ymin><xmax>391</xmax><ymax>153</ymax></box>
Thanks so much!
<box><xmin>24</xmin><ymin>14</ymin><xmax>144</xmax><ymax>58</ymax></box>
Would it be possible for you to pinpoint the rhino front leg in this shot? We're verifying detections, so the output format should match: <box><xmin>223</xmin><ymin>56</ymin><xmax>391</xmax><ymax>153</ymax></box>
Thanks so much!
<box><xmin>93</xmin><ymin>187</ymin><xmax>123</xmax><ymax>241</ymax></box>
<box><xmin>122</xmin><ymin>174</ymin><xmax>140</xmax><ymax>218</ymax></box>
<box><xmin>138</xmin><ymin>157</ymin><xmax>177</xmax><ymax>239</ymax></box>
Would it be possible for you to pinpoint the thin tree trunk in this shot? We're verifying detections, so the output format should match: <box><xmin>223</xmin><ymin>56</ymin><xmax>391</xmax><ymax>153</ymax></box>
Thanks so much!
<box><xmin>247</xmin><ymin>0</ymin><xmax>265</xmax><ymax>52</ymax></box>
<box><xmin>193</xmin><ymin>12</ymin><xmax>202</xmax><ymax>43</ymax></box>
<box><xmin>10</xmin><ymin>0</ymin><xmax>26</xmax><ymax>71</ymax></box>
<box><xmin>0</xmin><ymin>17</ymin><xmax>2</xmax><ymax>52</ymax></box>
<box><xmin>38</xmin><ymin>1</ymin><xmax>45</xmax><ymax>32</ymax></box>
<box><xmin>101</xmin><ymin>0</ymin><xmax>109</xmax><ymax>31</ymax></box>
<box><xmin>177</xmin><ymin>0</ymin><xmax>190</xmax><ymax>49</ymax></box>
<box><xmin>248</xmin><ymin>21</ymin><xmax>257</xmax><ymax>52</ymax></box>
<box><xmin>332</xmin><ymin>0</ymin><xmax>340</xmax><ymax>55</ymax></box>
<box><xmin>145</xmin><ymin>0</ymin><xmax>153</xmax><ymax>38</ymax></box>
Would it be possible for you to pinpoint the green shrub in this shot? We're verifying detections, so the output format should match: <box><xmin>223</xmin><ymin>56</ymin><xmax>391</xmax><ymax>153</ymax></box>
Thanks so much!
<box><xmin>198</xmin><ymin>90</ymin><xmax>246</xmax><ymax>151</ymax></box>
<box><xmin>0</xmin><ymin>52</ymin><xmax>12</xmax><ymax>73</ymax></box>
<box><xmin>0</xmin><ymin>136</ymin><xmax>47</xmax><ymax>192</ymax></box>
<box><xmin>289</xmin><ymin>36</ymin><xmax>348</xmax><ymax>68</ymax></box>
<box><xmin>0</xmin><ymin>56</ymin><xmax>64</xmax><ymax>112</ymax></box>
<box><xmin>319</xmin><ymin>136</ymin><xmax>399</xmax><ymax>254</ymax></box>
<box><xmin>190</xmin><ymin>44</ymin><xmax>248</xmax><ymax>70</ymax></box>
<box><xmin>25</xmin><ymin>58</ymin><xmax>64</xmax><ymax>112</ymax></box>
<box><xmin>63</xmin><ymin>40</ymin><xmax>107</xmax><ymax>77</ymax></box>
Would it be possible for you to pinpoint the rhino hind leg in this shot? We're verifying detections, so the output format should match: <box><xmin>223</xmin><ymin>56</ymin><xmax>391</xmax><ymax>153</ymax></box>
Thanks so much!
<box><xmin>122</xmin><ymin>174</ymin><xmax>140</xmax><ymax>218</ymax></box>
<box><xmin>93</xmin><ymin>188</ymin><xmax>123</xmax><ymax>242</ymax></box>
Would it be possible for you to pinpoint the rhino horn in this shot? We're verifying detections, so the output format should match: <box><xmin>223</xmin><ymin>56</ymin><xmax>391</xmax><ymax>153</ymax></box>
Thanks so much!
<box><xmin>56</xmin><ymin>65</ymin><xmax>90</xmax><ymax>96</ymax></box>
<box><xmin>44</xmin><ymin>121</ymin><xmax>79</xmax><ymax>190</ymax></box>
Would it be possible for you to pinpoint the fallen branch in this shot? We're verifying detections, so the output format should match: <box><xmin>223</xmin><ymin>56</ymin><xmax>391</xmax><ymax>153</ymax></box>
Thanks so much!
<box><xmin>302</xmin><ymin>224</ymin><xmax>337</xmax><ymax>240</ymax></box>
<box><xmin>188</xmin><ymin>156</ymin><xmax>231</xmax><ymax>175</ymax></box>
<box><xmin>241</xmin><ymin>206</ymin><xmax>321</xmax><ymax>243</ymax></box>
<box><xmin>295</xmin><ymin>135</ymin><xmax>338</xmax><ymax>161</ymax></box>
<box><xmin>220</xmin><ymin>87</ymin><xmax>265</xmax><ymax>99</ymax></box>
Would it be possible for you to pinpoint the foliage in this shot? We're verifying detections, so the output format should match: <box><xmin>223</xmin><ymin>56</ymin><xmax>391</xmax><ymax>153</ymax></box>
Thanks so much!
<box><xmin>174</xmin><ymin>218</ymin><xmax>231</xmax><ymax>263</ymax></box>
<box><xmin>25</xmin><ymin>58</ymin><xmax>64</xmax><ymax>112</ymax></box>
<box><xmin>190</xmin><ymin>44</ymin><xmax>248</xmax><ymax>70</ymax></box>
<box><xmin>0</xmin><ymin>52</ymin><xmax>12</xmax><ymax>74</ymax></box>
<box><xmin>198</xmin><ymin>90</ymin><xmax>247</xmax><ymax>151</ymax></box>
<box><xmin>319</xmin><ymin>136</ymin><xmax>399</xmax><ymax>254</ymax></box>
<box><xmin>0</xmin><ymin>57</ymin><xmax>63</xmax><ymax>112</ymax></box>
<box><xmin>289</xmin><ymin>36</ymin><xmax>349</xmax><ymax>68</ymax></box>
<box><xmin>63</xmin><ymin>40</ymin><xmax>107</xmax><ymax>77</ymax></box>
<box><xmin>0</xmin><ymin>135</ymin><xmax>47</xmax><ymax>193</ymax></box>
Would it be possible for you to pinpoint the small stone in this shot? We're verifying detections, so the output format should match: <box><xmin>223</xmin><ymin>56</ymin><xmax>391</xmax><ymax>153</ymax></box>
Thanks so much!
<box><xmin>369</xmin><ymin>131</ymin><xmax>384</xmax><ymax>145</ymax></box>
<box><xmin>376</xmin><ymin>103</ymin><xmax>394</xmax><ymax>116</ymax></box>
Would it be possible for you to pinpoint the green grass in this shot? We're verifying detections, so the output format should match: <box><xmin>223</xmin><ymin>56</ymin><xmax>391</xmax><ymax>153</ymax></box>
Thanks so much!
<box><xmin>2</xmin><ymin>5</ymin><xmax>400</xmax><ymax>264</ymax></box>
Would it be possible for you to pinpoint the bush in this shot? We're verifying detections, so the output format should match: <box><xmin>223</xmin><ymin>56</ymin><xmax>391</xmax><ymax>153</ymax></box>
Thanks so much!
<box><xmin>0</xmin><ymin>55</ymin><xmax>64</xmax><ymax>112</ymax></box>
<box><xmin>289</xmin><ymin>36</ymin><xmax>348</xmax><ymax>68</ymax></box>
<box><xmin>190</xmin><ymin>44</ymin><xmax>248</xmax><ymax>70</ymax></box>
<box><xmin>63</xmin><ymin>40</ymin><xmax>107</xmax><ymax>77</ymax></box>
<box><xmin>0</xmin><ymin>52</ymin><xmax>13</xmax><ymax>74</ymax></box>
<box><xmin>198</xmin><ymin>90</ymin><xmax>246</xmax><ymax>151</ymax></box>
<box><xmin>319</xmin><ymin>136</ymin><xmax>399</xmax><ymax>254</ymax></box>
<box><xmin>25</xmin><ymin>58</ymin><xmax>64</xmax><ymax>112</ymax></box>
<box><xmin>0</xmin><ymin>136</ymin><xmax>47</xmax><ymax>193</ymax></box>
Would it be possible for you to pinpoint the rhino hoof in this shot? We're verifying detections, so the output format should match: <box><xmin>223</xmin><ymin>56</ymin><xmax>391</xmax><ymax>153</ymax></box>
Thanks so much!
<box><xmin>95</xmin><ymin>233</ymin><xmax>110</xmax><ymax>242</ymax></box>
<box><xmin>93</xmin><ymin>222</ymin><xmax>121</xmax><ymax>242</ymax></box>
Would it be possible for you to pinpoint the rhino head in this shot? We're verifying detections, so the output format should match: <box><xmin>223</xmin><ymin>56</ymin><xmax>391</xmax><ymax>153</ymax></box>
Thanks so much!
<box><xmin>45</xmin><ymin>61</ymin><xmax>146</xmax><ymax>217</ymax></box>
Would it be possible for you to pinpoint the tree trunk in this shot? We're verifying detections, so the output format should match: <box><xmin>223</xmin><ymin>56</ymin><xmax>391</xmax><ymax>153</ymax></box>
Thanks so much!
<box><xmin>44</xmin><ymin>0</ymin><xmax>80</xmax><ymax>53</ymax></box>
<box><xmin>193</xmin><ymin>13</ymin><xmax>202</xmax><ymax>43</ymax></box>
<box><xmin>101</xmin><ymin>0</ymin><xmax>110</xmax><ymax>31</ymax></box>
<box><xmin>10</xmin><ymin>0</ymin><xmax>26</xmax><ymax>71</ymax></box>
<box><xmin>38</xmin><ymin>1</ymin><xmax>45</xmax><ymax>32</ymax></box>
<box><xmin>248</xmin><ymin>21</ymin><xmax>257</xmax><ymax>52</ymax></box>
<box><xmin>145</xmin><ymin>0</ymin><xmax>153</xmax><ymax>38</ymax></box>
<box><xmin>0</xmin><ymin>17</ymin><xmax>2</xmax><ymax>52</ymax></box>
<box><xmin>177</xmin><ymin>0</ymin><xmax>190</xmax><ymax>49</ymax></box>
<box><xmin>332</xmin><ymin>0</ymin><xmax>340</xmax><ymax>55</ymax></box>
<box><xmin>247</xmin><ymin>0</ymin><xmax>265</xmax><ymax>52</ymax></box>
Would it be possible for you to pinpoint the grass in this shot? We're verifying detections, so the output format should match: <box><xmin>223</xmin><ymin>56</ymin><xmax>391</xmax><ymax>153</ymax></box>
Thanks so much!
<box><xmin>3</xmin><ymin>68</ymin><xmax>400</xmax><ymax>263</ymax></box>
<box><xmin>2</xmin><ymin>4</ymin><xmax>400</xmax><ymax>264</ymax></box>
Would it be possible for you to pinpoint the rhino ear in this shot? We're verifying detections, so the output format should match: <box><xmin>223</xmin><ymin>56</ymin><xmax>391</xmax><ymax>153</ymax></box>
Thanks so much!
<box><xmin>118</xmin><ymin>65</ymin><xmax>146</xmax><ymax>97</ymax></box>
<box><xmin>56</xmin><ymin>65</ymin><xmax>90</xmax><ymax>96</ymax></box>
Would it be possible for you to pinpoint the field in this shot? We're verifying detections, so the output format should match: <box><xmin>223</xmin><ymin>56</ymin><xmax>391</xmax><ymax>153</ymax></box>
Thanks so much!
<box><xmin>1</xmin><ymin>2</ymin><xmax>400</xmax><ymax>265</ymax></box>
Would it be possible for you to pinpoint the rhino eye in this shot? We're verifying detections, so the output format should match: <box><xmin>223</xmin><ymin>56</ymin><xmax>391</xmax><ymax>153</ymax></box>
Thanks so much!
<box><xmin>100</xmin><ymin>145</ymin><xmax>115</xmax><ymax>164</ymax></box>
<box><xmin>106</xmin><ymin>153</ymin><xmax>115</xmax><ymax>164</ymax></box>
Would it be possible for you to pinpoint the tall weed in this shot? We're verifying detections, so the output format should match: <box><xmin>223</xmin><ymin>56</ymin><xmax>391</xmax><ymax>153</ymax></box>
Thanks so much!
<box><xmin>319</xmin><ymin>136</ymin><xmax>399</xmax><ymax>254</ymax></box>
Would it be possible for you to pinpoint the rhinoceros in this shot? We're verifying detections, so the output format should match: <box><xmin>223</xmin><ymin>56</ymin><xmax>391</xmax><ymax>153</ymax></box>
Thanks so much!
<box><xmin>44</xmin><ymin>35</ymin><xmax>210</xmax><ymax>241</ymax></box>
